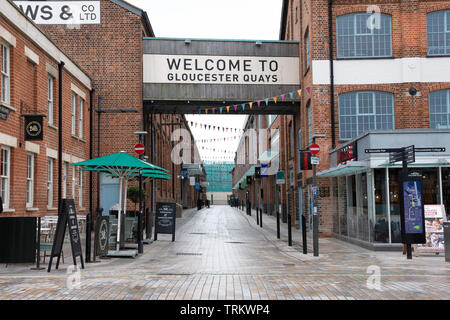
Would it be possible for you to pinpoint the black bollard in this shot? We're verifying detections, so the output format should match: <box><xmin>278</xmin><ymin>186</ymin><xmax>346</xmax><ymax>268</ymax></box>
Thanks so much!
<box><xmin>276</xmin><ymin>211</ymin><xmax>280</xmax><ymax>239</ymax></box>
<box><xmin>288</xmin><ymin>214</ymin><xmax>292</xmax><ymax>246</ymax></box>
<box><xmin>256</xmin><ymin>208</ymin><xmax>259</xmax><ymax>225</ymax></box>
<box><xmin>302</xmin><ymin>214</ymin><xmax>307</xmax><ymax>254</ymax></box>
<box><xmin>260</xmin><ymin>209</ymin><xmax>263</xmax><ymax>228</ymax></box>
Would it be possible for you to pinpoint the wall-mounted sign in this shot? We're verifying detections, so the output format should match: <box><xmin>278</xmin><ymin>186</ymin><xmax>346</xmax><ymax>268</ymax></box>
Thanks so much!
<box><xmin>261</xmin><ymin>163</ymin><xmax>269</xmax><ymax>178</ymax></box>
<box><xmin>24</xmin><ymin>115</ymin><xmax>44</xmax><ymax>141</ymax></box>
<box><xmin>337</xmin><ymin>141</ymin><xmax>357</xmax><ymax>165</ymax></box>
<box><xmin>143</xmin><ymin>55</ymin><xmax>300</xmax><ymax>85</ymax></box>
<box><xmin>300</xmin><ymin>152</ymin><xmax>312</xmax><ymax>170</ymax></box>
<box><xmin>15</xmin><ymin>1</ymin><xmax>101</xmax><ymax>25</ymax></box>
<box><xmin>276</xmin><ymin>171</ymin><xmax>285</xmax><ymax>184</ymax></box>
<box><xmin>189</xmin><ymin>177</ymin><xmax>196</xmax><ymax>186</ymax></box>
<box><xmin>0</xmin><ymin>106</ymin><xmax>10</xmax><ymax>120</ymax></box>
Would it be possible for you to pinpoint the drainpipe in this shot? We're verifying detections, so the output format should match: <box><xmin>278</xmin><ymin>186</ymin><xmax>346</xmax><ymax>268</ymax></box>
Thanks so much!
<box><xmin>57</xmin><ymin>61</ymin><xmax>64</xmax><ymax>214</ymax></box>
<box><xmin>86</xmin><ymin>88</ymin><xmax>94</xmax><ymax>263</ymax></box>
<box><xmin>329</xmin><ymin>0</ymin><xmax>336</xmax><ymax>149</ymax></box>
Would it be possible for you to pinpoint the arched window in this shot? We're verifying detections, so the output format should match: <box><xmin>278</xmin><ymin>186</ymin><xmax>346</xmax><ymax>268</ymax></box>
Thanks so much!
<box><xmin>337</xmin><ymin>13</ymin><xmax>392</xmax><ymax>58</ymax></box>
<box><xmin>429</xmin><ymin>89</ymin><xmax>450</xmax><ymax>129</ymax></box>
<box><xmin>339</xmin><ymin>91</ymin><xmax>394</xmax><ymax>140</ymax></box>
<box><xmin>427</xmin><ymin>10</ymin><xmax>450</xmax><ymax>56</ymax></box>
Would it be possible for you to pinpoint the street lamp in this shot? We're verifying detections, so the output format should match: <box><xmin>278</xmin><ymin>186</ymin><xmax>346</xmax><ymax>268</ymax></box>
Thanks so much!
<box><xmin>134</xmin><ymin>131</ymin><xmax>148</xmax><ymax>255</ymax></box>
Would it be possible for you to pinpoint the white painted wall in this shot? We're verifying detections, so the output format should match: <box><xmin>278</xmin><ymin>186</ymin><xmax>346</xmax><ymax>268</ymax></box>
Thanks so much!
<box><xmin>312</xmin><ymin>57</ymin><xmax>450</xmax><ymax>85</ymax></box>
<box><xmin>206</xmin><ymin>192</ymin><xmax>232</xmax><ymax>205</ymax></box>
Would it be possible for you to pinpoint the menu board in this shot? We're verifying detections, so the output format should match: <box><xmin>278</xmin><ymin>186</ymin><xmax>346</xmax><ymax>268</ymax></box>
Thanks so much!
<box><xmin>154</xmin><ymin>202</ymin><xmax>176</xmax><ymax>242</ymax></box>
<box><xmin>417</xmin><ymin>205</ymin><xmax>447</xmax><ymax>252</ymax></box>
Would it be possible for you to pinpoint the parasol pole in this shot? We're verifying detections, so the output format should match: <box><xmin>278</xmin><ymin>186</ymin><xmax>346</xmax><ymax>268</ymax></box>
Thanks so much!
<box><xmin>116</xmin><ymin>175</ymin><xmax>123</xmax><ymax>251</ymax></box>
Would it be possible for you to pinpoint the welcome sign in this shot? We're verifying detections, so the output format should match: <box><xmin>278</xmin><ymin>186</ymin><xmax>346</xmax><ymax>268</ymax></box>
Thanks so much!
<box><xmin>14</xmin><ymin>1</ymin><xmax>101</xmax><ymax>25</ymax></box>
<box><xmin>143</xmin><ymin>54</ymin><xmax>300</xmax><ymax>85</ymax></box>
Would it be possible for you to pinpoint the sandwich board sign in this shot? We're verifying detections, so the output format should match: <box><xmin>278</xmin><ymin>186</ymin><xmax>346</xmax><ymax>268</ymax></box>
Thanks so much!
<box><xmin>154</xmin><ymin>202</ymin><xmax>176</xmax><ymax>242</ymax></box>
<box><xmin>415</xmin><ymin>205</ymin><xmax>447</xmax><ymax>255</ymax></box>
<box><xmin>47</xmin><ymin>199</ymin><xmax>84</xmax><ymax>272</ymax></box>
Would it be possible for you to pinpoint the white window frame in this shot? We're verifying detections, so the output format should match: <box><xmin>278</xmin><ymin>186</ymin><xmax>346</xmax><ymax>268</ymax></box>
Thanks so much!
<box><xmin>1</xmin><ymin>41</ymin><xmax>11</xmax><ymax>104</ymax></box>
<box><xmin>71</xmin><ymin>93</ymin><xmax>77</xmax><ymax>135</ymax></box>
<box><xmin>79</xmin><ymin>98</ymin><xmax>84</xmax><ymax>139</ymax></box>
<box><xmin>79</xmin><ymin>168</ymin><xmax>83</xmax><ymax>208</ymax></box>
<box><xmin>26</xmin><ymin>153</ymin><xmax>34</xmax><ymax>208</ymax></box>
<box><xmin>48</xmin><ymin>75</ymin><xmax>54</xmax><ymax>125</ymax></box>
<box><xmin>63</xmin><ymin>161</ymin><xmax>68</xmax><ymax>199</ymax></box>
<box><xmin>1</xmin><ymin>146</ymin><xmax>11</xmax><ymax>209</ymax></box>
<box><xmin>72</xmin><ymin>166</ymin><xmax>76</xmax><ymax>198</ymax></box>
<box><xmin>47</xmin><ymin>158</ymin><xmax>53</xmax><ymax>207</ymax></box>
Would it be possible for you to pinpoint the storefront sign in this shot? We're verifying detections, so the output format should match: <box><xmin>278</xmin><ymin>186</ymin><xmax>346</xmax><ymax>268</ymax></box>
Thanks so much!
<box><xmin>417</xmin><ymin>205</ymin><xmax>447</xmax><ymax>252</ymax></box>
<box><xmin>143</xmin><ymin>55</ymin><xmax>300</xmax><ymax>85</ymax></box>
<box><xmin>0</xmin><ymin>106</ymin><xmax>10</xmax><ymax>120</ymax></box>
<box><xmin>15</xmin><ymin>1</ymin><xmax>101</xmax><ymax>25</ymax></box>
<box><xmin>337</xmin><ymin>142</ymin><xmax>357</xmax><ymax>165</ymax></box>
<box><xmin>24</xmin><ymin>115</ymin><xmax>44</xmax><ymax>141</ymax></box>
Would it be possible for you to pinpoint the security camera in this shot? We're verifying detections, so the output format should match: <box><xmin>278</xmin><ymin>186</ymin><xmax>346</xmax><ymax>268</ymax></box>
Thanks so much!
<box><xmin>409</xmin><ymin>88</ymin><xmax>417</xmax><ymax>96</ymax></box>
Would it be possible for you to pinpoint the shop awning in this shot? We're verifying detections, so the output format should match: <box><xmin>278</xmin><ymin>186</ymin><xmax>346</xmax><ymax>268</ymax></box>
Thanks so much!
<box><xmin>182</xmin><ymin>163</ymin><xmax>203</xmax><ymax>175</ymax></box>
<box><xmin>317</xmin><ymin>161</ymin><xmax>368</xmax><ymax>177</ymax></box>
<box><xmin>233</xmin><ymin>165</ymin><xmax>255</xmax><ymax>189</ymax></box>
<box><xmin>258</xmin><ymin>150</ymin><xmax>279</xmax><ymax>162</ymax></box>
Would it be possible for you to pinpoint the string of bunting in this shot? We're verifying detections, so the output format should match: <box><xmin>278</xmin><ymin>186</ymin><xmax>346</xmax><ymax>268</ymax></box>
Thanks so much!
<box><xmin>196</xmin><ymin>89</ymin><xmax>302</xmax><ymax>115</ymax></box>
<box><xmin>189</xmin><ymin>122</ymin><xmax>245</xmax><ymax>133</ymax></box>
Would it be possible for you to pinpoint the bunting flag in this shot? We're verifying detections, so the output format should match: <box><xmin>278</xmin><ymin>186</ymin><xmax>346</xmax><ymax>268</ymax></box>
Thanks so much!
<box><xmin>212</xmin><ymin>108</ymin><xmax>215</xmax><ymax>114</ymax></box>
<box><xmin>264</xmin><ymin>98</ymin><xmax>269</xmax><ymax>106</ymax></box>
<box><xmin>273</xmin><ymin>97</ymin><xmax>277</xmax><ymax>104</ymax></box>
<box><xmin>249</xmin><ymin>102</ymin><xmax>253</xmax><ymax>109</ymax></box>
<box><xmin>220</xmin><ymin>107</ymin><xmax>223</xmax><ymax>113</ymax></box>
<box><xmin>289</xmin><ymin>92</ymin><xmax>294</xmax><ymax>99</ymax></box>
<box><xmin>257</xmin><ymin>100</ymin><xmax>261</xmax><ymax>107</ymax></box>
<box><xmin>205</xmin><ymin>109</ymin><xmax>209</xmax><ymax>114</ymax></box>
<box><xmin>306</xmin><ymin>87</ymin><xmax>311</xmax><ymax>94</ymax></box>
<box><xmin>241</xmin><ymin>103</ymin><xmax>245</xmax><ymax>111</ymax></box>
<box><xmin>298</xmin><ymin>89</ymin><xmax>302</xmax><ymax>97</ymax></box>
<box><xmin>281</xmin><ymin>94</ymin><xmax>285</xmax><ymax>101</ymax></box>
<box><xmin>234</xmin><ymin>105</ymin><xmax>238</xmax><ymax>112</ymax></box>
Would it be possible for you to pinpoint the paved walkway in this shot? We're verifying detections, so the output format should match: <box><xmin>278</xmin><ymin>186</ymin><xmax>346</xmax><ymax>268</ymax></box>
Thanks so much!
<box><xmin>0</xmin><ymin>205</ymin><xmax>448</xmax><ymax>300</ymax></box>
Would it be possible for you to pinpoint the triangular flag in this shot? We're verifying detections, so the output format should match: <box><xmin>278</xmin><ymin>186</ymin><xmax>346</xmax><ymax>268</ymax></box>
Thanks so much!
<box><xmin>212</xmin><ymin>108</ymin><xmax>215</xmax><ymax>114</ymax></box>
<box><xmin>234</xmin><ymin>105</ymin><xmax>237</xmax><ymax>111</ymax></box>
<box><xmin>273</xmin><ymin>97</ymin><xmax>277</xmax><ymax>104</ymax></box>
<box><xmin>281</xmin><ymin>94</ymin><xmax>285</xmax><ymax>101</ymax></box>
<box><xmin>265</xmin><ymin>98</ymin><xmax>269</xmax><ymax>106</ymax></box>
<box><xmin>249</xmin><ymin>102</ymin><xmax>253</xmax><ymax>109</ymax></box>
<box><xmin>298</xmin><ymin>89</ymin><xmax>302</xmax><ymax>96</ymax></box>
<box><xmin>289</xmin><ymin>92</ymin><xmax>294</xmax><ymax>99</ymax></box>
<box><xmin>226</xmin><ymin>106</ymin><xmax>230</xmax><ymax>113</ymax></box>
<box><xmin>257</xmin><ymin>100</ymin><xmax>261</xmax><ymax>107</ymax></box>
<box><xmin>242</xmin><ymin>104</ymin><xmax>245</xmax><ymax>111</ymax></box>
<box><xmin>220</xmin><ymin>107</ymin><xmax>223</xmax><ymax>113</ymax></box>
<box><xmin>205</xmin><ymin>109</ymin><xmax>208</xmax><ymax>114</ymax></box>
<box><xmin>306</xmin><ymin>87</ymin><xmax>311</xmax><ymax>94</ymax></box>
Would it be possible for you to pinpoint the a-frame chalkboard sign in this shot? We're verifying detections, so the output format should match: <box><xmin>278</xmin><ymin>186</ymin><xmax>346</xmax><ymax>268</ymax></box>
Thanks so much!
<box><xmin>47</xmin><ymin>199</ymin><xmax>84</xmax><ymax>272</ymax></box>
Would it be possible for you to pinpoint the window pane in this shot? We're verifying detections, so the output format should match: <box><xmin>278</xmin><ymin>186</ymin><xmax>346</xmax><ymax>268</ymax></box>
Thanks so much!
<box><xmin>337</xmin><ymin>13</ymin><xmax>391</xmax><ymax>58</ymax></box>
<box><xmin>429</xmin><ymin>90</ymin><xmax>450</xmax><ymax>129</ymax></box>
<box><xmin>427</xmin><ymin>10</ymin><xmax>449</xmax><ymax>55</ymax></box>
<box><xmin>374</xmin><ymin>169</ymin><xmax>389</xmax><ymax>243</ymax></box>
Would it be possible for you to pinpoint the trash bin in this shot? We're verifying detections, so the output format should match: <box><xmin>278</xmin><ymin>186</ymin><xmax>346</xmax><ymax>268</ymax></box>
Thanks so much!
<box><xmin>444</xmin><ymin>222</ymin><xmax>450</xmax><ymax>262</ymax></box>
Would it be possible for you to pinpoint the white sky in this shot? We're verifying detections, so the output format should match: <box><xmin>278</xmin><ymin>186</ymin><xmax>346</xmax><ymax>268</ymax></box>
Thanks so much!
<box><xmin>127</xmin><ymin>0</ymin><xmax>284</xmax><ymax>161</ymax></box>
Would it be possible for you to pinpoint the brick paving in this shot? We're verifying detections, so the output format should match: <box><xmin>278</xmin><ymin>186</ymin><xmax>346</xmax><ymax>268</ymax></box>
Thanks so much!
<box><xmin>0</xmin><ymin>205</ymin><xmax>448</xmax><ymax>300</ymax></box>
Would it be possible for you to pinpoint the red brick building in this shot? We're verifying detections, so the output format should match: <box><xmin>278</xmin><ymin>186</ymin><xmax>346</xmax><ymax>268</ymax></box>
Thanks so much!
<box><xmin>34</xmin><ymin>0</ymin><xmax>201</xmax><ymax>215</ymax></box>
<box><xmin>0</xmin><ymin>0</ymin><xmax>92</xmax><ymax>219</ymax></box>
<box><xmin>280</xmin><ymin>0</ymin><xmax>450</xmax><ymax>249</ymax></box>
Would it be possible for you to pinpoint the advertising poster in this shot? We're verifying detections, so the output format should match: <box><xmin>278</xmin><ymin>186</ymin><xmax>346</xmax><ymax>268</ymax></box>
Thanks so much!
<box><xmin>402</xmin><ymin>181</ymin><xmax>424</xmax><ymax>234</ymax></box>
<box><xmin>417</xmin><ymin>205</ymin><xmax>447</xmax><ymax>252</ymax></box>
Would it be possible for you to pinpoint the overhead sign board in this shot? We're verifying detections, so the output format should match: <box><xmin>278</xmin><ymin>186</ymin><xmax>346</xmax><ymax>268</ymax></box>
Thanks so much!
<box><xmin>15</xmin><ymin>1</ymin><xmax>101</xmax><ymax>25</ymax></box>
<box><xmin>144</xmin><ymin>55</ymin><xmax>299</xmax><ymax>85</ymax></box>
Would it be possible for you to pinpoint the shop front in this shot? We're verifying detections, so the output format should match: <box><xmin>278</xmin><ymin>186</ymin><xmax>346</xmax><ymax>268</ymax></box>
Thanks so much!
<box><xmin>320</xmin><ymin>129</ymin><xmax>450</xmax><ymax>250</ymax></box>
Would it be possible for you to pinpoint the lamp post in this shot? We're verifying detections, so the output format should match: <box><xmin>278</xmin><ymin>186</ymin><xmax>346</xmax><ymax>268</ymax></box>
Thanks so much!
<box><xmin>134</xmin><ymin>131</ymin><xmax>148</xmax><ymax>255</ymax></box>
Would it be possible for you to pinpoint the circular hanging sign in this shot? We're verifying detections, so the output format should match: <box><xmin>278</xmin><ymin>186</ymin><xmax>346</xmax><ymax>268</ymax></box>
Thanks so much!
<box><xmin>310</xmin><ymin>144</ymin><xmax>320</xmax><ymax>155</ymax></box>
<box><xmin>134</xmin><ymin>144</ymin><xmax>145</xmax><ymax>155</ymax></box>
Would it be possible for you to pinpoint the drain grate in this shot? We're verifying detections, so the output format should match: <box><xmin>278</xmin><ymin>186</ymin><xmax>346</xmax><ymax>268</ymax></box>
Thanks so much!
<box><xmin>225</xmin><ymin>241</ymin><xmax>246</xmax><ymax>244</ymax></box>
<box><xmin>176</xmin><ymin>253</ymin><xmax>203</xmax><ymax>256</ymax></box>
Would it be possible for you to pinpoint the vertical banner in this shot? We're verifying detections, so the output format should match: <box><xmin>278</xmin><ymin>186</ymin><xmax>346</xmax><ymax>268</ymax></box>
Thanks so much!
<box><xmin>399</xmin><ymin>171</ymin><xmax>426</xmax><ymax>244</ymax></box>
